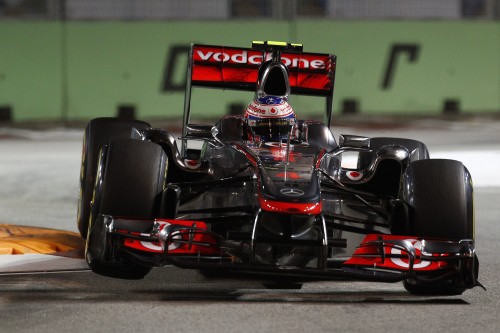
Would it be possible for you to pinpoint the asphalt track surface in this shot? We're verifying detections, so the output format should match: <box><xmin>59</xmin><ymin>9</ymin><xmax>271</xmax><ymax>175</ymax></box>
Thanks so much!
<box><xmin>0</xmin><ymin>118</ymin><xmax>499</xmax><ymax>333</ymax></box>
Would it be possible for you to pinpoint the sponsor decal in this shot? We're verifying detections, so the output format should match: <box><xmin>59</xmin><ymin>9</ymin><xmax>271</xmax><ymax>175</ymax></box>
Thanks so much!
<box><xmin>139</xmin><ymin>221</ymin><xmax>181</xmax><ymax>252</ymax></box>
<box><xmin>162</xmin><ymin>45</ymin><xmax>335</xmax><ymax>93</ymax></box>
<box><xmin>344</xmin><ymin>235</ymin><xmax>438</xmax><ymax>271</ymax></box>
<box><xmin>189</xmin><ymin>46</ymin><xmax>334</xmax><ymax>93</ymax></box>
<box><xmin>346</xmin><ymin>170</ymin><xmax>363</xmax><ymax>181</ymax></box>
<box><xmin>185</xmin><ymin>159</ymin><xmax>201</xmax><ymax>170</ymax></box>
<box><xmin>390</xmin><ymin>239</ymin><xmax>431</xmax><ymax>269</ymax></box>
<box><xmin>124</xmin><ymin>219</ymin><xmax>218</xmax><ymax>255</ymax></box>
<box><xmin>280</xmin><ymin>188</ymin><xmax>305</xmax><ymax>197</ymax></box>
<box><xmin>246</xmin><ymin>101</ymin><xmax>293</xmax><ymax>118</ymax></box>
<box><xmin>193</xmin><ymin>47</ymin><xmax>328</xmax><ymax>70</ymax></box>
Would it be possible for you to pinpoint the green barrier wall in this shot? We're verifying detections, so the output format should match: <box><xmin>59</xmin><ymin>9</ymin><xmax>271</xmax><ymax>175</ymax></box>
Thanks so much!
<box><xmin>0</xmin><ymin>23</ymin><xmax>62</xmax><ymax>120</ymax></box>
<box><xmin>0</xmin><ymin>21</ymin><xmax>499</xmax><ymax>122</ymax></box>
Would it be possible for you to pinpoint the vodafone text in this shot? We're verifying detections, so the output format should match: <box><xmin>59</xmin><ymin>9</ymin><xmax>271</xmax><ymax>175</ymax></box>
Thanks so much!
<box><xmin>247</xmin><ymin>103</ymin><xmax>293</xmax><ymax>116</ymax></box>
<box><xmin>196</xmin><ymin>50</ymin><xmax>326</xmax><ymax>69</ymax></box>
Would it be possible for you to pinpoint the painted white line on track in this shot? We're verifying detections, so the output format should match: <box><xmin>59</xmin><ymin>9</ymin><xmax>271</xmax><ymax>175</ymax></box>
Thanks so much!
<box><xmin>433</xmin><ymin>150</ymin><xmax>500</xmax><ymax>187</ymax></box>
<box><xmin>0</xmin><ymin>254</ymin><xmax>87</xmax><ymax>273</ymax></box>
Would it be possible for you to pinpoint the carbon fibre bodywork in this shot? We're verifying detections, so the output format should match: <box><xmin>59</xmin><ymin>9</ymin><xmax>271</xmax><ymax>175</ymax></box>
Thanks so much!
<box><xmin>82</xmin><ymin>42</ymin><xmax>482</xmax><ymax>294</ymax></box>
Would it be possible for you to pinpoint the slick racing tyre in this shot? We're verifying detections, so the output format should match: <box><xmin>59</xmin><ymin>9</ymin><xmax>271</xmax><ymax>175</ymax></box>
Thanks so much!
<box><xmin>400</xmin><ymin>159</ymin><xmax>476</xmax><ymax>295</ymax></box>
<box><xmin>86</xmin><ymin>215</ymin><xmax>152</xmax><ymax>280</ymax></box>
<box><xmin>77</xmin><ymin>117</ymin><xmax>150</xmax><ymax>238</ymax></box>
<box><xmin>86</xmin><ymin>138</ymin><xmax>168</xmax><ymax>279</ymax></box>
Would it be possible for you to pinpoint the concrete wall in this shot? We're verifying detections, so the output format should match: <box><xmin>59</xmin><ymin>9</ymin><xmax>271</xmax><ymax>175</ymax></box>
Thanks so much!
<box><xmin>0</xmin><ymin>21</ymin><xmax>498</xmax><ymax>122</ymax></box>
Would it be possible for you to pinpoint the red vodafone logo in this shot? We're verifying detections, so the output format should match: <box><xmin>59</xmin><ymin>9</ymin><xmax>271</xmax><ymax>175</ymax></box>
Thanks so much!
<box><xmin>347</xmin><ymin>171</ymin><xmax>363</xmax><ymax>181</ymax></box>
<box><xmin>247</xmin><ymin>103</ymin><xmax>267</xmax><ymax>115</ymax></box>
<box><xmin>247</xmin><ymin>102</ymin><xmax>292</xmax><ymax>118</ymax></box>
<box><xmin>185</xmin><ymin>159</ymin><xmax>201</xmax><ymax>170</ymax></box>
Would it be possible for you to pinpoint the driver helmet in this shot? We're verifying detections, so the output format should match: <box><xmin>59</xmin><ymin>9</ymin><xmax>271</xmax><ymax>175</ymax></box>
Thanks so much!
<box><xmin>244</xmin><ymin>96</ymin><xmax>296</xmax><ymax>142</ymax></box>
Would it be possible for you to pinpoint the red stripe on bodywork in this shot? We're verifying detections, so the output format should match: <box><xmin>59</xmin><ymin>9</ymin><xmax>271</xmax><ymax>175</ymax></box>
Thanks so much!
<box><xmin>315</xmin><ymin>148</ymin><xmax>327</xmax><ymax>168</ymax></box>
<box><xmin>123</xmin><ymin>219</ymin><xmax>218</xmax><ymax>255</ymax></box>
<box><xmin>259</xmin><ymin>197</ymin><xmax>322</xmax><ymax>215</ymax></box>
<box><xmin>344</xmin><ymin>234</ymin><xmax>450</xmax><ymax>271</ymax></box>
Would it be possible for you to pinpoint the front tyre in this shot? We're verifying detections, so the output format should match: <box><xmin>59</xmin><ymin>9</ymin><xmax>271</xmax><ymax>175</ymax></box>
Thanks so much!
<box><xmin>86</xmin><ymin>138</ymin><xmax>168</xmax><ymax>279</ymax></box>
<box><xmin>78</xmin><ymin>117</ymin><xmax>150</xmax><ymax>238</ymax></box>
<box><xmin>86</xmin><ymin>215</ymin><xmax>152</xmax><ymax>280</ymax></box>
<box><xmin>400</xmin><ymin>159</ymin><xmax>476</xmax><ymax>295</ymax></box>
<box><xmin>402</xmin><ymin>159</ymin><xmax>473</xmax><ymax>240</ymax></box>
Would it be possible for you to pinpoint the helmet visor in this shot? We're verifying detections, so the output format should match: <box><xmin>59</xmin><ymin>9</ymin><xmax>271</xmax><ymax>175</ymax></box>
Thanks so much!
<box><xmin>250</xmin><ymin>118</ymin><xmax>294</xmax><ymax>142</ymax></box>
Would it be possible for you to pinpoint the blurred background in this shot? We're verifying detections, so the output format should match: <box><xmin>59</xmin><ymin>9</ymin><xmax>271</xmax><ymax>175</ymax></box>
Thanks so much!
<box><xmin>0</xmin><ymin>0</ymin><xmax>499</xmax><ymax>124</ymax></box>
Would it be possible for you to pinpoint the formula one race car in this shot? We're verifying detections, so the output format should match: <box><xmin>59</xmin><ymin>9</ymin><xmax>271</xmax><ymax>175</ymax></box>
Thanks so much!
<box><xmin>77</xmin><ymin>41</ymin><xmax>482</xmax><ymax>295</ymax></box>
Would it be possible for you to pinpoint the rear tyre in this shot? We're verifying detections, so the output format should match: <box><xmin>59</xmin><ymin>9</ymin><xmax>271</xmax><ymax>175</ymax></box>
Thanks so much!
<box><xmin>86</xmin><ymin>138</ymin><xmax>168</xmax><ymax>279</ymax></box>
<box><xmin>78</xmin><ymin>117</ymin><xmax>151</xmax><ymax>238</ymax></box>
<box><xmin>400</xmin><ymin>159</ymin><xmax>475</xmax><ymax>295</ymax></box>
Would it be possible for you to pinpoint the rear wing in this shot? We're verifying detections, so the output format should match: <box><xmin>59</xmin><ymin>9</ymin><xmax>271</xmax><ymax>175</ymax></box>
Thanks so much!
<box><xmin>182</xmin><ymin>43</ymin><xmax>337</xmax><ymax>152</ymax></box>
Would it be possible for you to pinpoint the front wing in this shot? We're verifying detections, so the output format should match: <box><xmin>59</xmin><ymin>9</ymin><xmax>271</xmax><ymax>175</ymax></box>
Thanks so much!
<box><xmin>93</xmin><ymin>215</ymin><xmax>479</xmax><ymax>289</ymax></box>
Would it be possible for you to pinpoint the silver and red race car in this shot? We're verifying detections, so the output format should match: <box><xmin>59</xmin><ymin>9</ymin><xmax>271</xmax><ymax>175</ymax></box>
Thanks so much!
<box><xmin>77</xmin><ymin>41</ymin><xmax>482</xmax><ymax>295</ymax></box>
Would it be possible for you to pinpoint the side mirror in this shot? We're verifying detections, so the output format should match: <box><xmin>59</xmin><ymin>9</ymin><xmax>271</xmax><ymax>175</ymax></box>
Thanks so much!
<box><xmin>338</xmin><ymin>134</ymin><xmax>370</xmax><ymax>149</ymax></box>
<box><xmin>300</xmin><ymin>120</ymin><xmax>337</xmax><ymax>151</ymax></box>
<box><xmin>184</xmin><ymin>124</ymin><xmax>216</xmax><ymax>139</ymax></box>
